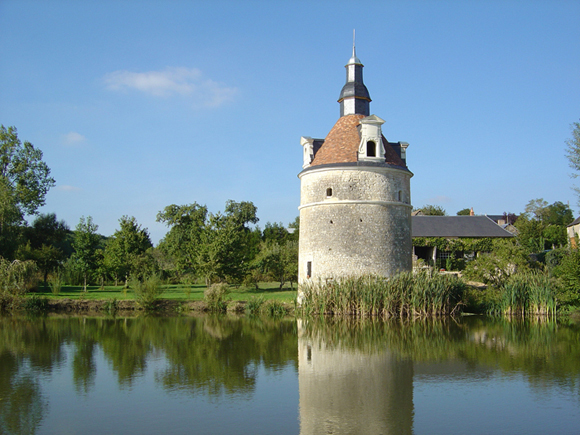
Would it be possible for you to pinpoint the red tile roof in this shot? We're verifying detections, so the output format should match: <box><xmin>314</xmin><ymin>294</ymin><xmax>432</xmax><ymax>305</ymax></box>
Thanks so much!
<box><xmin>310</xmin><ymin>114</ymin><xmax>407</xmax><ymax>168</ymax></box>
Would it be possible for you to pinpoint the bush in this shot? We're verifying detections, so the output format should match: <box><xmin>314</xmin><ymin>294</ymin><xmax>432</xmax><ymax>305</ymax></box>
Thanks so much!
<box><xmin>204</xmin><ymin>283</ymin><xmax>230</xmax><ymax>312</ymax></box>
<box><xmin>0</xmin><ymin>258</ymin><xmax>39</xmax><ymax>310</ymax></box>
<box><xmin>48</xmin><ymin>272</ymin><xmax>63</xmax><ymax>296</ymax></box>
<box><xmin>132</xmin><ymin>275</ymin><xmax>164</xmax><ymax>310</ymax></box>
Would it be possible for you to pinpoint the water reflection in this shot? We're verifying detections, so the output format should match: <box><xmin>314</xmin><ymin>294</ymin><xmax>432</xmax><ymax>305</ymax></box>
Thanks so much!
<box><xmin>298</xmin><ymin>319</ymin><xmax>413</xmax><ymax>434</ymax></box>
<box><xmin>0</xmin><ymin>314</ymin><xmax>579</xmax><ymax>434</ymax></box>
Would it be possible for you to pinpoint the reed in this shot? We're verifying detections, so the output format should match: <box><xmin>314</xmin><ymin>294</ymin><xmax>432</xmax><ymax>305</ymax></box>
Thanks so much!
<box><xmin>500</xmin><ymin>272</ymin><xmax>556</xmax><ymax>317</ymax></box>
<box><xmin>299</xmin><ymin>271</ymin><xmax>465</xmax><ymax>317</ymax></box>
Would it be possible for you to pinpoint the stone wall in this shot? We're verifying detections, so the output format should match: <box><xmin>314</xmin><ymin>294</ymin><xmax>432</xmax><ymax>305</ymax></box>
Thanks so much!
<box><xmin>298</xmin><ymin>166</ymin><xmax>412</xmax><ymax>283</ymax></box>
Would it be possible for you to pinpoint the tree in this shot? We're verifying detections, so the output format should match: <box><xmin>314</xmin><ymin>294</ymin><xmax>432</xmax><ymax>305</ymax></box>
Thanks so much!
<box><xmin>524</xmin><ymin>198</ymin><xmax>549</xmax><ymax>221</ymax></box>
<box><xmin>71</xmin><ymin>216</ymin><xmax>101</xmax><ymax>291</ymax></box>
<box><xmin>156</xmin><ymin>203</ymin><xmax>208</xmax><ymax>275</ymax></box>
<box><xmin>456</xmin><ymin>208</ymin><xmax>471</xmax><ymax>216</ymax></box>
<box><xmin>565</xmin><ymin>120</ymin><xmax>580</xmax><ymax>207</ymax></box>
<box><xmin>197</xmin><ymin>201</ymin><xmax>259</xmax><ymax>285</ymax></box>
<box><xmin>104</xmin><ymin>216</ymin><xmax>153</xmax><ymax>286</ymax></box>
<box><xmin>416</xmin><ymin>204</ymin><xmax>446</xmax><ymax>216</ymax></box>
<box><xmin>17</xmin><ymin>213</ymin><xmax>70</xmax><ymax>283</ymax></box>
<box><xmin>0</xmin><ymin>126</ymin><xmax>55</xmax><ymax>258</ymax></box>
<box><xmin>262</xmin><ymin>222</ymin><xmax>289</xmax><ymax>243</ymax></box>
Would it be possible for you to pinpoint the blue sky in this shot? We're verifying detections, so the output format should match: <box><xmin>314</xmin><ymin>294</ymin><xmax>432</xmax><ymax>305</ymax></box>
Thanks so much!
<box><xmin>1</xmin><ymin>0</ymin><xmax>579</xmax><ymax>244</ymax></box>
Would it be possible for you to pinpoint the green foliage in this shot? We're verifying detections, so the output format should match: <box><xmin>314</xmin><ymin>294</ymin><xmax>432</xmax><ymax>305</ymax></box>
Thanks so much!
<box><xmin>104</xmin><ymin>216</ymin><xmax>154</xmax><ymax>285</ymax></box>
<box><xmin>0</xmin><ymin>258</ymin><xmax>38</xmax><ymax>309</ymax></box>
<box><xmin>157</xmin><ymin>200</ymin><xmax>260</xmax><ymax>285</ymax></box>
<box><xmin>516</xmin><ymin>200</ymin><xmax>574</xmax><ymax>251</ymax></box>
<box><xmin>156</xmin><ymin>202</ymin><xmax>208</xmax><ymax>274</ymax></box>
<box><xmin>204</xmin><ymin>283</ymin><xmax>230</xmax><ymax>312</ymax></box>
<box><xmin>498</xmin><ymin>272</ymin><xmax>557</xmax><ymax>316</ymax></box>
<box><xmin>71</xmin><ymin>216</ymin><xmax>102</xmax><ymax>291</ymax></box>
<box><xmin>22</xmin><ymin>294</ymin><xmax>48</xmax><ymax>313</ymax></box>
<box><xmin>245</xmin><ymin>296</ymin><xmax>265</xmax><ymax>315</ymax></box>
<box><xmin>0</xmin><ymin>126</ymin><xmax>55</xmax><ymax>259</ymax></box>
<box><xmin>565</xmin><ymin>120</ymin><xmax>580</xmax><ymax>206</ymax></box>
<box><xmin>552</xmin><ymin>248</ymin><xmax>580</xmax><ymax>306</ymax></box>
<box><xmin>0</xmin><ymin>125</ymin><xmax>55</xmax><ymax>216</ymax></box>
<box><xmin>412</xmin><ymin>236</ymin><xmax>493</xmax><ymax>253</ymax></box>
<box><xmin>463</xmin><ymin>239</ymin><xmax>533</xmax><ymax>287</ymax></box>
<box><xmin>253</xmin><ymin>239</ymin><xmax>298</xmax><ymax>289</ymax></box>
<box><xmin>48</xmin><ymin>272</ymin><xmax>63</xmax><ymax>296</ymax></box>
<box><xmin>131</xmin><ymin>275</ymin><xmax>164</xmax><ymax>310</ymax></box>
<box><xmin>415</xmin><ymin>204</ymin><xmax>446</xmax><ymax>215</ymax></box>
<box><xmin>299</xmin><ymin>272</ymin><xmax>465</xmax><ymax>317</ymax></box>
<box><xmin>456</xmin><ymin>208</ymin><xmax>471</xmax><ymax>216</ymax></box>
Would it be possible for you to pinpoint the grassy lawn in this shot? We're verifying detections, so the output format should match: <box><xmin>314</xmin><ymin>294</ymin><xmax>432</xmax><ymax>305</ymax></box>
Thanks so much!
<box><xmin>32</xmin><ymin>282</ymin><xmax>298</xmax><ymax>303</ymax></box>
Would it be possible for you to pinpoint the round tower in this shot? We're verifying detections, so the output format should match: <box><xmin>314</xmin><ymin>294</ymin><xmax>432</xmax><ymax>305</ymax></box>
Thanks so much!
<box><xmin>298</xmin><ymin>46</ymin><xmax>413</xmax><ymax>284</ymax></box>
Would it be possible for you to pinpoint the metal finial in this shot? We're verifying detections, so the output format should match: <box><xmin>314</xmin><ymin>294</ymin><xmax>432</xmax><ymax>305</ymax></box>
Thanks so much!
<box><xmin>353</xmin><ymin>29</ymin><xmax>356</xmax><ymax>58</ymax></box>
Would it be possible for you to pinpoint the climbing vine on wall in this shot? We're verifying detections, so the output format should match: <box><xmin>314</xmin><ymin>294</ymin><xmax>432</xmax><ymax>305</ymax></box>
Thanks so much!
<box><xmin>412</xmin><ymin>237</ymin><xmax>494</xmax><ymax>253</ymax></box>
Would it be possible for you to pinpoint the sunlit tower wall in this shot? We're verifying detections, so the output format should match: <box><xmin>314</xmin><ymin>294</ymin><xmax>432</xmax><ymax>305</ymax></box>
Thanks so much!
<box><xmin>298</xmin><ymin>47</ymin><xmax>413</xmax><ymax>285</ymax></box>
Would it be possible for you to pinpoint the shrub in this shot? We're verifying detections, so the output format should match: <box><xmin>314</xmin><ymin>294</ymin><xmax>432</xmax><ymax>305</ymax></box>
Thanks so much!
<box><xmin>48</xmin><ymin>272</ymin><xmax>63</xmax><ymax>296</ymax></box>
<box><xmin>0</xmin><ymin>258</ymin><xmax>39</xmax><ymax>310</ymax></box>
<box><xmin>204</xmin><ymin>283</ymin><xmax>230</xmax><ymax>312</ymax></box>
<box><xmin>246</xmin><ymin>296</ymin><xmax>265</xmax><ymax>315</ymax></box>
<box><xmin>132</xmin><ymin>275</ymin><xmax>164</xmax><ymax>310</ymax></box>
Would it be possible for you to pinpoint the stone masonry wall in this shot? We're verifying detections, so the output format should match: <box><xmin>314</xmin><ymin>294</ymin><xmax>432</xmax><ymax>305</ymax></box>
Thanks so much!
<box><xmin>298</xmin><ymin>167</ymin><xmax>412</xmax><ymax>283</ymax></box>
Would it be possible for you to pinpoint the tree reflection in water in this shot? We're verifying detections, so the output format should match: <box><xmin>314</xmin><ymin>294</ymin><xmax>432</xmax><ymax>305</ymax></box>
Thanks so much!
<box><xmin>0</xmin><ymin>314</ymin><xmax>578</xmax><ymax>434</ymax></box>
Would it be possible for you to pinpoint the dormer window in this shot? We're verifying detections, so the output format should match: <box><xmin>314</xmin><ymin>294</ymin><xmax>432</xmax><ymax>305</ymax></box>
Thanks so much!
<box><xmin>326</xmin><ymin>187</ymin><xmax>333</xmax><ymax>197</ymax></box>
<box><xmin>366</xmin><ymin>141</ymin><xmax>376</xmax><ymax>157</ymax></box>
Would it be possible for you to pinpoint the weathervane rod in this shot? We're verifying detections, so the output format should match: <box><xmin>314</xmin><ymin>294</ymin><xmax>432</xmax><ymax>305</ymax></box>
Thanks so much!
<box><xmin>353</xmin><ymin>29</ymin><xmax>356</xmax><ymax>57</ymax></box>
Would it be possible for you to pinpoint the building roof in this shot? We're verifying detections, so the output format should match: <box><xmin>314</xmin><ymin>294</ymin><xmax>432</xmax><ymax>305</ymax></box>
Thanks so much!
<box><xmin>412</xmin><ymin>216</ymin><xmax>514</xmax><ymax>238</ymax></box>
<box><xmin>568</xmin><ymin>216</ymin><xmax>580</xmax><ymax>227</ymax></box>
<box><xmin>309</xmin><ymin>114</ymin><xmax>408</xmax><ymax>168</ymax></box>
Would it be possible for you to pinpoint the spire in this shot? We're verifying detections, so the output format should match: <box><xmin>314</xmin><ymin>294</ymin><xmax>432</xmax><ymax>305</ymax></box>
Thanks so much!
<box><xmin>338</xmin><ymin>32</ymin><xmax>371</xmax><ymax>117</ymax></box>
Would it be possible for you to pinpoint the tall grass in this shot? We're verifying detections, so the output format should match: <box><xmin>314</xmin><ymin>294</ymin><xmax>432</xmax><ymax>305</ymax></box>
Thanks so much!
<box><xmin>299</xmin><ymin>271</ymin><xmax>465</xmax><ymax>317</ymax></box>
<box><xmin>500</xmin><ymin>272</ymin><xmax>557</xmax><ymax>317</ymax></box>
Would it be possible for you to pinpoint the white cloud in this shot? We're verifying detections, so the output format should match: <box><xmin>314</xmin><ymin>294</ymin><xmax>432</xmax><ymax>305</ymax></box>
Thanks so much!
<box><xmin>56</xmin><ymin>185</ymin><xmax>82</xmax><ymax>192</ymax></box>
<box><xmin>62</xmin><ymin>131</ymin><xmax>87</xmax><ymax>146</ymax></box>
<box><xmin>103</xmin><ymin>67</ymin><xmax>238</xmax><ymax>107</ymax></box>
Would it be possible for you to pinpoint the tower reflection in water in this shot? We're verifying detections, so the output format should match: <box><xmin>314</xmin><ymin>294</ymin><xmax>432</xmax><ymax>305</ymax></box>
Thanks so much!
<box><xmin>297</xmin><ymin>319</ymin><xmax>413</xmax><ymax>435</ymax></box>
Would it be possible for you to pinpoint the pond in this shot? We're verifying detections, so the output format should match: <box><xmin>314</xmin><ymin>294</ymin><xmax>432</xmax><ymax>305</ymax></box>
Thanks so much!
<box><xmin>0</xmin><ymin>314</ymin><xmax>579</xmax><ymax>434</ymax></box>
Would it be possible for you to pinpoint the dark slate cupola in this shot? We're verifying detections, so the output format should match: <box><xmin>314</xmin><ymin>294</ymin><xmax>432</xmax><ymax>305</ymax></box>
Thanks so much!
<box><xmin>338</xmin><ymin>45</ymin><xmax>371</xmax><ymax>117</ymax></box>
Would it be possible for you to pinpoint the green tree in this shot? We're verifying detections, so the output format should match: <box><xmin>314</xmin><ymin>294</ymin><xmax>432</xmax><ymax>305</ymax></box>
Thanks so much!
<box><xmin>156</xmin><ymin>203</ymin><xmax>208</xmax><ymax>276</ymax></box>
<box><xmin>71</xmin><ymin>216</ymin><xmax>101</xmax><ymax>291</ymax></box>
<box><xmin>17</xmin><ymin>213</ymin><xmax>70</xmax><ymax>283</ymax></box>
<box><xmin>456</xmin><ymin>208</ymin><xmax>471</xmax><ymax>216</ymax></box>
<box><xmin>288</xmin><ymin>216</ymin><xmax>299</xmax><ymax>242</ymax></box>
<box><xmin>0</xmin><ymin>126</ymin><xmax>55</xmax><ymax>258</ymax></box>
<box><xmin>197</xmin><ymin>201</ymin><xmax>259</xmax><ymax>285</ymax></box>
<box><xmin>415</xmin><ymin>204</ymin><xmax>446</xmax><ymax>216</ymax></box>
<box><xmin>565</xmin><ymin>120</ymin><xmax>580</xmax><ymax>207</ymax></box>
<box><xmin>104</xmin><ymin>216</ymin><xmax>153</xmax><ymax>286</ymax></box>
<box><xmin>517</xmin><ymin>200</ymin><xmax>574</xmax><ymax>251</ymax></box>
<box><xmin>262</xmin><ymin>222</ymin><xmax>289</xmax><ymax>243</ymax></box>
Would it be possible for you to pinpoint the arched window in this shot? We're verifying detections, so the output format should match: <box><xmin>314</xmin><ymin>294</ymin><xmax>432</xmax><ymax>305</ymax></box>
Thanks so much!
<box><xmin>326</xmin><ymin>187</ymin><xmax>333</xmax><ymax>197</ymax></box>
<box><xmin>366</xmin><ymin>140</ymin><xmax>376</xmax><ymax>157</ymax></box>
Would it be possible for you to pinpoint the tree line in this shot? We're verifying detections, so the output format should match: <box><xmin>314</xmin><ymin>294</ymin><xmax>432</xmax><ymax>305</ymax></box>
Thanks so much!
<box><xmin>0</xmin><ymin>125</ymin><xmax>298</xmax><ymax>290</ymax></box>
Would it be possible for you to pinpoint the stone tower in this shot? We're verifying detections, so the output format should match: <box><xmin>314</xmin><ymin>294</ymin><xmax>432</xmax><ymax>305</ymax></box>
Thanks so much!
<box><xmin>298</xmin><ymin>46</ymin><xmax>413</xmax><ymax>284</ymax></box>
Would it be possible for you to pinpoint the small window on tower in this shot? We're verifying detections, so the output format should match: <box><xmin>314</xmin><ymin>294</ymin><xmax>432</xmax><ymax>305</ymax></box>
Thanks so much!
<box><xmin>326</xmin><ymin>188</ymin><xmax>333</xmax><ymax>197</ymax></box>
<box><xmin>367</xmin><ymin>140</ymin><xmax>376</xmax><ymax>157</ymax></box>
<box><xmin>398</xmin><ymin>191</ymin><xmax>402</xmax><ymax>202</ymax></box>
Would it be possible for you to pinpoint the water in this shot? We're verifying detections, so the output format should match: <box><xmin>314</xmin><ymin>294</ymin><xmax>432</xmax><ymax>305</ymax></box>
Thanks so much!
<box><xmin>0</xmin><ymin>315</ymin><xmax>579</xmax><ymax>434</ymax></box>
